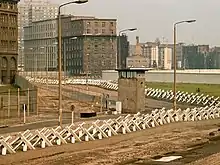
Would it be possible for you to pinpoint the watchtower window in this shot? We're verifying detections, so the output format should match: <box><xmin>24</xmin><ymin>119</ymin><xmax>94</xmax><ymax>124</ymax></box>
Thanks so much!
<box><xmin>121</xmin><ymin>71</ymin><xmax>126</xmax><ymax>78</ymax></box>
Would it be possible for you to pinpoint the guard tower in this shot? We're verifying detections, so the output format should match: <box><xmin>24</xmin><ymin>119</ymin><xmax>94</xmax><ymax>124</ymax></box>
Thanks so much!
<box><xmin>116</xmin><ymin>68</ymin><xmax>148</xmax><ymax>114</ymax></box>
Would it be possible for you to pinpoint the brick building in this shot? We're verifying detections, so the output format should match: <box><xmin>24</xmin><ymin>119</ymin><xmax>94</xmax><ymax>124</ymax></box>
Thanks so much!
<box><xmin>0</xmin><ymin>0</ymin><xmax>19</xmax><ymax>84</ymax></box>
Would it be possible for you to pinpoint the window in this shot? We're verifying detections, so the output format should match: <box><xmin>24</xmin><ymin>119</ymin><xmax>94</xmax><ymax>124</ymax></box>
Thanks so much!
<box><xmin>95</xmin><ymin>29</ymin><xmax>98</xmax><ymax>34</ymax></box>
<box><xmin>86</xmin><ymin>29</ymin><xmax>91</xmax><ymax>34</ymax></box>
<box><xmin>102</xmin><ymin>22</ymin><xmax>105</xmax><ymax>27</ymax></box>
<box><xmin>87</xmin><ymin>22</ymin><xmax>91</xmax><ymax>26</ymax></box>
<box><xmin>102</xmin><ymin>29</ymin><xmax>105</xmax><ymax>34</ymax></box>
<box><xmin>95</xmin><ymin>22</ymin><xmax>98</xmax><ymax>27</ymax></box>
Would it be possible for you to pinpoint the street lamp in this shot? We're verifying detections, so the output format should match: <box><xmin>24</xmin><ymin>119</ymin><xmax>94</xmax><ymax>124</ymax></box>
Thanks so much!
<box><xmin>29</xmin><ymin>48</ymin><xmax>33</xmax><ymax>78</ymax></box>
<box><xmin>173</xmin><ymin>19</ymin><xmax>196</xmax><ymax>111</ymax></box>
<box><xmin>58</xmin><ymin>0</ymin><xmax>88</xmax><ymax>127</ymax></box>
<box><xmin>118</xmin><ymin>28</ymin><xmax>137</xmax><ymax>69</ymax></box>
<box><xmin>40</xmin><ymin>46</ymin><xmax>45</xmax><ymax>78</ymax></box>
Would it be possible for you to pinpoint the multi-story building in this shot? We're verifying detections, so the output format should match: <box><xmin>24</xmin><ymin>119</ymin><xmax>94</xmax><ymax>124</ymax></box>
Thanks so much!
<box><xmin>141</xmin><ymin>41</ymin><xmax>172</xmax><ymax>69</ymax></box>
<box><xmin>206</xmin><ymin>47</ymin><xmax>220</xmax><ymax>69</ymax></box>
<box><xmin>24</xmin><ymin>15</ymin><xmax>117</xmax><ymax>77</ymax></box>
<box><xmin>18</xmin><ymin>0</ymin><xmax>58</xmax><ymax>70</ymax></box>
<box><xmin>23</xmin><ymin>17</ymin><xmax>58</xmax><ymax>72</ymax></box>
<box><xmin>159</xmin><ymin>47</ymin><xmax>172</xmax><ymax>70</ymax></box>
<box><xmin>117</xmin><ymin>34</ymin><xmax>129</xmax><ymax>69</ymax></box>
<box><xmin>0</xmin><ymin>0</ymin><xmax>20</xmax><ymax>84</ymax></box>
<box><xmin>62</xmin><ymin>17</ymin><xmax>117</xmax><ymax>77</ymax></box>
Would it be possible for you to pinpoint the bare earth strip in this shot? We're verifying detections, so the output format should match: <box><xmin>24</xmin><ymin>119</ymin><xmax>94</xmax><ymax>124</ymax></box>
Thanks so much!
<box><xmin>1</xmin><ymin>119</ymin><xmax>220</xmax><ymax>165</ymax></box>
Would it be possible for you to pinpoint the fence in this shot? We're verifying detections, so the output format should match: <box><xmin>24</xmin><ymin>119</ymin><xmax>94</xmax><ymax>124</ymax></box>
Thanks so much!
<box><xmin>0</xmin><ymin>88</ymin><xmax>38</xmax><ymax>126</ymax></box>
<box><xmin>14</xmin><ymin>74</ymin><xmax>38</xmax><ymax>115</ymax></box>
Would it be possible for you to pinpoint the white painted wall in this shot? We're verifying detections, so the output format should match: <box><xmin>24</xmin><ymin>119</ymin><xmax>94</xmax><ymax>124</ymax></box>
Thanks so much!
<box><xmin>102</xmin><ymin>69</ymin><xmax>220</xmax><ymax>84</ymax></box>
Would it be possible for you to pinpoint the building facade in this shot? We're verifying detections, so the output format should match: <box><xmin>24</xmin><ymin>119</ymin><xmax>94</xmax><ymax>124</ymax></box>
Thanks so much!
<box><xmin>62</xmin><ymin>17</ymin><xmax>117</xmax><ymax>77</ymax></box>
<box><xmin>141</xmin><ymin>42</ymin><xmax>172</xmax><ymax>69</ymax></box>
<box><xmin>18</xmin><ymin>0</ymin><xmax>58</xmax><ymax>71</ymax></box>
<box><xmin>117</xmin><ymin>34</ymin><xmax>129</xmax><ymax>69</ymax></box>
<box><xmin>24</xmin><ymin>15</ymin><xmax>117</xmax><ymax>77</ymax></box>
<box><xmin>0</xmin><ymin>0</ymin><xmax>19</xmax><ymax>84</ymax></box>
<box><xmin>23</xmin><ymin>18</ymin><xmax>58</xmax><ymax>72</ymax></box>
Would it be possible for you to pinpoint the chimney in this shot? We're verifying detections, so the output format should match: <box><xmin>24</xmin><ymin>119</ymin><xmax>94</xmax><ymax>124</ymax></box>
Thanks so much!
<box><xmin>136</xmin><ymin>36</ymin><xmax>139</xmax><ymax>44</ymax></box>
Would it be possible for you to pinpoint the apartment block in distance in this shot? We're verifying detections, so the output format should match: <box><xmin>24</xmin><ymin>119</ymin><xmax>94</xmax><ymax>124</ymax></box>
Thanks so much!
<box><xmin>23</xmin><ymin>17</ymin><xmax>58</xmax><ymax>72</ymax></box>
<box><xmin>62</xmin><ymin>17</ymin><xmax>117</xmax><ymax>77</ymax></box>
<box><xmin>142</xmin><ymin>41</ymin><xmax>172</xmax><ymax>69</ymax></box>
<box><xmin>18</xmin><ymin>0</ymin><xmax>58</xmax><ymax>71</ymax></box>
<box><xmin>0</xmin><ymin>0</ymin><xmax>20</xmax><ymax>84</ymax></box>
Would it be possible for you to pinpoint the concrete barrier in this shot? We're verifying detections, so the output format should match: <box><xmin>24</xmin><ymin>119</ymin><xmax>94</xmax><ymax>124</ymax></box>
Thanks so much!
<box><xmin>102</xmin><ymin>69</ymin><xmax>220</xmax><ymax>84</ymax></box>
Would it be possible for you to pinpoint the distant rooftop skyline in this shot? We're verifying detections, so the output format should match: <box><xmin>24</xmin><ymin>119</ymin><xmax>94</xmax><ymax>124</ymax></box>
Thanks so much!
<box><xmin>19</xmin><ymin>0</ymin><xmax>220</xmax><ymax>46</ymax></box>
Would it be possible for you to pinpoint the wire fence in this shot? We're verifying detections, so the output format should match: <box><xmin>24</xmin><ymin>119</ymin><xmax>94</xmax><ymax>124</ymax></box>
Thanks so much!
<box><xmin>0</xmin><ymin>88</ymin><xmax>38</xmax><ymax>121</ymax></box>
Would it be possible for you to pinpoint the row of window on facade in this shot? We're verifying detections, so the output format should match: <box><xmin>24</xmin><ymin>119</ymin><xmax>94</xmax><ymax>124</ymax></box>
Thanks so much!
<box><xmin>0</xmin><ymin>14</ymin><xmax>17</xmax><ymax>23</ymax></box>
<box><xmin>86</xmin><ymin>28</ymin><xmax>114</xmax><ymax>34</ymax></box>
<box><xmin>24</xmin><ymin>32</ymin><xmax>56</xmax><ymax>40</ymax></box>
<box><xmin>0</xmin><ymin>3</ymin><xmax>17</xmax><ymax>10</ymax></box>
<box><xmin>32</xmin><ymin>23</ymin><xmax>56</xmax><ymax>32</ymax></box>
<box><xmin>65</xmin><ymin>59</ymin><xmax>115</xmax><ymax>67</ymax></box>
<box><xmin>119</xmin><ymin>71</ymin><xmax>138</xmax><ymax>79</ymax></box>
<box><xmin>0</xmin><ymin>27</ymin><xmax>17</xmax><ymax>38</ymax></box>
<box><xmin>0</xmin><ymin>40</ymin><xmax>17</xmax><ymax>50</ymax></box>
<box><xmin>87</xmin><ymin>21</ymin><xmax>114</xmax><ymax>28</ymax></box>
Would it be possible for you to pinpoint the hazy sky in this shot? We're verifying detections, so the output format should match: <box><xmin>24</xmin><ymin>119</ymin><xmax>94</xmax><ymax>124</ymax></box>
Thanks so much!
<box><xmin>22</xmin><ymin>0</ymin><xmax>220</xmax><ymax>46</ymax></box>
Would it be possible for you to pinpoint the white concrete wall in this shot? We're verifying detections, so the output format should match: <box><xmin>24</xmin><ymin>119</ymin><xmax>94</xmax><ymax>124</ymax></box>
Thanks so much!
<box><xmin>102</xmin><ymin>69</ymin><xmax>220</xmax><ymax>84</ymax></box>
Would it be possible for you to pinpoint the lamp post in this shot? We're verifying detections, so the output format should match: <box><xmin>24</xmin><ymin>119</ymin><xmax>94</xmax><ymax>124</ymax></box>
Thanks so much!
<box><xmin>173</xmin><ymin>19</ymin><xmax>196</xmax><ymax>111</ymax></box>
<box><xmin>118</xmin><ymin>28</ymin><xmax>137</xmax><ymax>69</ymax></box>
<box><xmin>58</xmin><ymin>0</ymin><xmax>88</xmax><ymax>127</ymax></box>
<box><xmin>40</xmin><ymin>47</ymin><xmax>45</xmax><ymax>78</ymax></box>
<box><xmin>29</xmin><ymin>48</ymin><xmax>33</xmax><ymax>77</ymax></box>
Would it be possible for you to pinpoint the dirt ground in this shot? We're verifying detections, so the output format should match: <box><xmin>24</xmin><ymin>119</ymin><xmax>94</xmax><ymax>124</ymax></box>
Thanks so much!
<box><xmin>1</xmin><ymin>119</ymin><xmax>220</xmax><ymax>165</ymax></box>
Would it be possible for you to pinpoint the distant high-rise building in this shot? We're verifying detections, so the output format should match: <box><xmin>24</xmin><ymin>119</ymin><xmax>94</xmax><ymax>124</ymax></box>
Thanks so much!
<box><xmin>18</xmin><ymin>0</ymin><xmax>58</xmax><ymax>70</ymax></box>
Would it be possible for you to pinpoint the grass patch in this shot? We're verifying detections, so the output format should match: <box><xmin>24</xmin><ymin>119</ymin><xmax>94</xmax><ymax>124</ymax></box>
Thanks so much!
<box><xmin>146</xmin><ymin>82</ymin><xmax>220</xmax><ymax>97</ymax></box>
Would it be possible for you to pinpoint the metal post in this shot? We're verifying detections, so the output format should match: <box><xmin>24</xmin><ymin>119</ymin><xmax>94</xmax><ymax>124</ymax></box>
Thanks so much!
<box><xmin>118</xmin><ymin>34</ymin><xmax>121</xmax><ymax>69</ymax></box>
<box><xmin>36</xmin><ymin>88</ymin><xmax>39</xmax><ymax>116</ymax></box>
<box><xmin>71</xmin><ymin>111</ymin><xmax>74</xmax><ymax>124</ymax></box>
<box><xmin>86</xmin><ymin>53</ymin><xmax>89</xmax><ymax>90</ymax></box>
<box><xmin>46</xmin><ymin>52</ymin><xmax>48</xmax><ymax>89</ymax></box>
<box><xmin>57</xmin><ymin>0</ymin><xmax>88</xmax><ymax>127</ymax></box>
<box><xmin>58</xmin><ymin>8</ymin><xmax>62</xmax><ymax>127</ymax></box>
<box><xmin>100</xmin><ymin>94</ymin><xmax>103</xmax><ymax>113</ymax></box>
<box><xmin>7</xmin><ymin>89</ymin><xmax>10</xmax><ymax>118</ymax></box>
<box><xmin>23</xmin><ymin>104</ymin><xmax>26</xmax><ymax>124</ymax></box>
<box><xmin>34</xmin><ymin>54</ymin><xmax>37</xmax><ymax>82</ymax></box>
<box><xmin>173</xmin><ymin>25</ymin><xmax>177</xmax><ymax>111</ymax></box>
<box><xmin>31</xmin><ymin>52</ymin><xmax>33</xmax><ymax>77</ymax></box>
<box><xmin>17</xmin><ymin>88</ymin><xmax>20</xmax><ymax>117</ymax></box>
<box><xmin>27</xmin><ymin>88</ymin><xmax>30</xmax><ymax>116</ymax></box>
<box><xmin>64</xmin><ymin>42</ymin><xmax>66</xmax><ymax>83</ymax></box>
